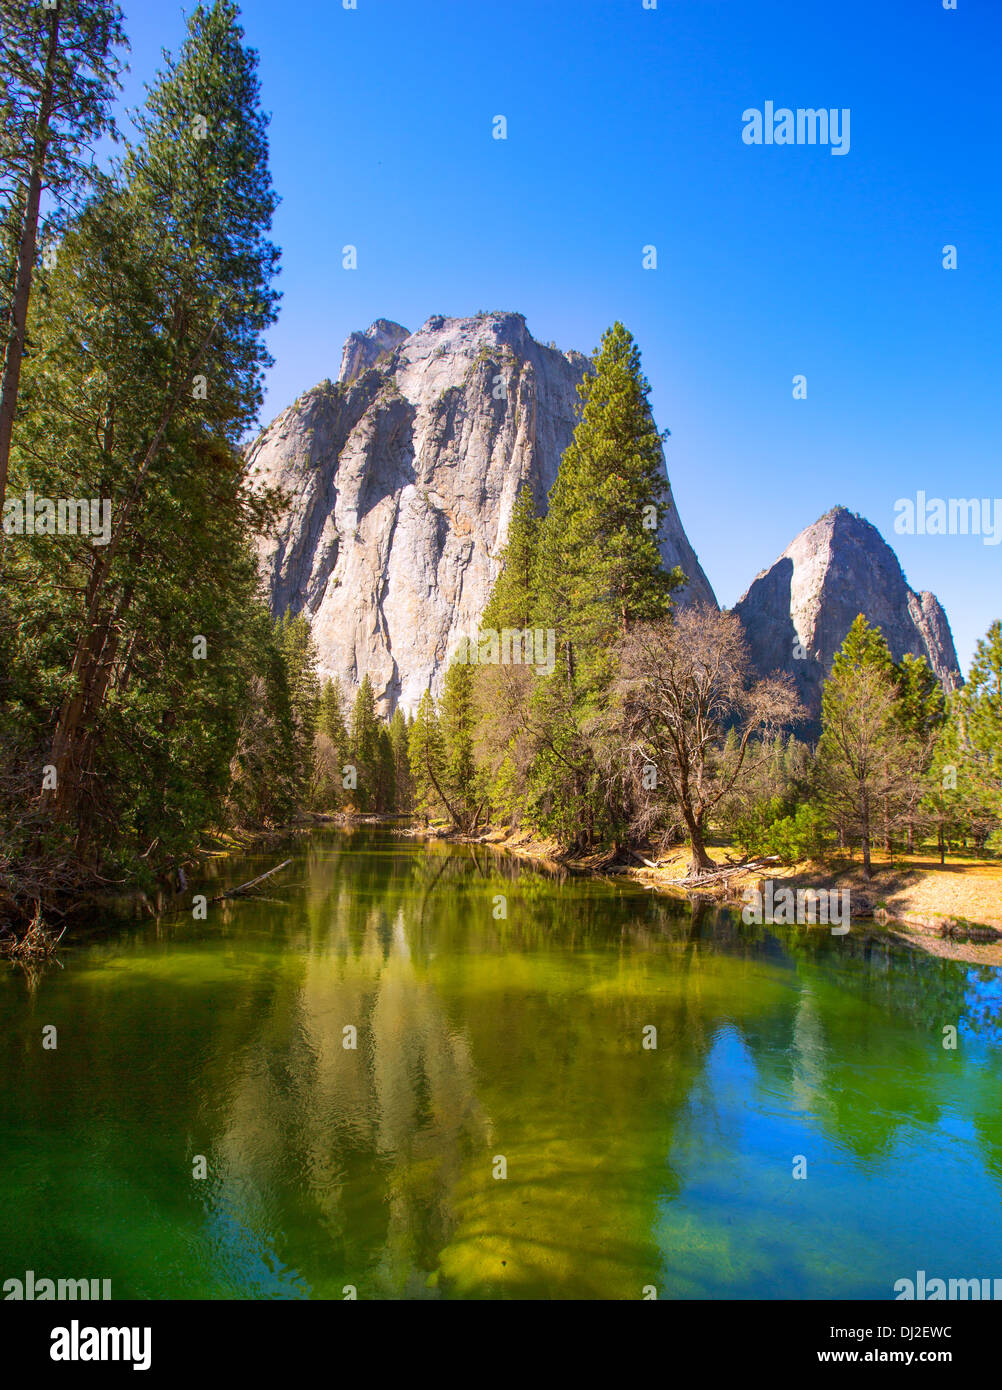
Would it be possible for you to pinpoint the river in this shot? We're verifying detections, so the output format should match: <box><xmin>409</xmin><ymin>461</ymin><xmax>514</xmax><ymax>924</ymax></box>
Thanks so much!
<box><xmin>2</xmin><ymin>827</ymin><xmax>1000</xmax><ymax>1299</ymax></box>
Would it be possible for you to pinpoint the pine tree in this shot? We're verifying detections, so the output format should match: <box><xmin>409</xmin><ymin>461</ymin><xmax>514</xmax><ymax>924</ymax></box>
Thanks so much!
<box><xmin>376</xmin><ymin>725</ymin><xmax>396</xmax><ymax>813</ymax></box>
<box><xmin>482</xmin><ymin>484</ymin><xmax>540</xmax><ymax>632</ymax></box>
<box><xmin>349</xmin><ymin>675</ymin><xmax>380</xmax><ymax>811</ymax></box>
<box><xmin>389</xmin><ymin>707</ymin><xmax>411</xmax><ymax>812</ymax></box>
<box><xmin>33</xmin><ymin>0</ymin><xmax>280</xmax><ymax>839</ymax></box>
<box><xmin>0</xmin><ymin>0</ymin><xmax>127</xmax><ymax>513</ymax></box>
<box><xmin>276</xmin><ymin>612</ymin><xmax>319</xmax><ymax>802</ymax></box>
<box><xmin>509</xmin><ymin>324</ymin><xmax>688</xmax><ymax>849</ymax></box>
<box><xmin>894</xmin><ymin>653</ymin><xmax>946</xmax><ymax>851</ymax></box>
<box><xmin>954</xmin><ymin>620</ymin><xmax>1002</xmax><ymax>821</ymax></box>
<box><xmin>538</xmin><ymin>322</ymin><xmax>683</xmax><ymax>667</ymax></box>
<box><xmin>439</xmin><ymin>658</ymin><xmax>483</xmax><ymax>831</ymax></box>
<box><xmin>409</xmin><ymin>689</ymin><xmax>446</xmax><ymax>825</ymax></box>
<box><xmin>318</xmin><ymin>676</ymin><xmax>348</xmax><ymax>747</ymax></box>
<box><xmin>817</xmin><ymin>618</ymin><xmax>913</xmax><ymax>877</ymax></box>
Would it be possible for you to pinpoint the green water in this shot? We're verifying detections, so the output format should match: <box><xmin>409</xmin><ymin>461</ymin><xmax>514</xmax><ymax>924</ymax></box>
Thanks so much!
<box><xmin>2</xmin><ymin>827</ymin><xmax>1001</xmax><ymax>1300</ymax></box>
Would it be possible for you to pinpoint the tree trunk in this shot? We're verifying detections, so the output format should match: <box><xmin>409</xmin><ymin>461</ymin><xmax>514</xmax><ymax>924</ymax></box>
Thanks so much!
<box><xmin>860</xmin><ymin>790</ymin><xmax>872</xmax><ymax>879</ymax></box>
<box><xmin>684</xmin><ymin>814</ymin><xmax>715</xmax><ymax>877</ymax></box>
<box><xmin>0</xmin><ymin>6</ymin><xmax>60</xmax><ymax>516</ymax></box>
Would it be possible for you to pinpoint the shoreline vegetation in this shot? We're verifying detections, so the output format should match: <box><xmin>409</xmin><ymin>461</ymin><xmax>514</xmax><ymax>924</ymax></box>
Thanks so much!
<box><xmin>382</xmin><ymin>817</ymin><xmax>1002</xmax><ymax>969</ymax></box>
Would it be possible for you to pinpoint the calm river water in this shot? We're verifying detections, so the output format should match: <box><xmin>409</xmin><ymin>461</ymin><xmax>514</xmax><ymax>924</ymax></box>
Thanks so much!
<box><xmin>2</xmin><ymin>827</ymin><xmax>1000</xmax><ymax>1299</ymax></box>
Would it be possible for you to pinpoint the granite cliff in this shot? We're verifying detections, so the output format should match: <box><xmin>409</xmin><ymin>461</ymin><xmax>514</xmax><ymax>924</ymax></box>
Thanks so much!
<box><xmin>248</xmin><ymin>311</ymin><xmax>715</xmax><ymax>714</ymax></box>
<box><xmin>732</xmin><ymin>507</ymin><xmax>961</xmax><ymax>719</ymax></box>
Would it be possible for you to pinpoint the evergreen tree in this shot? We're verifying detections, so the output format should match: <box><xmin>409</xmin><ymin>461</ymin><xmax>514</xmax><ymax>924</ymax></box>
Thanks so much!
<box><xmin>439</xmin><ymin>658</ymin><xmax>484</xmax><ymax>831</ymax></box>
<box><xmin>954</xmin><ymin>620</ymin><xmax>1002</xmax><ymax>821</ymax></box>
<box><xmin>30</xmin><ymin>0</ymin><xmax>280</xmax><ymax>842</ymax></box>
<box><xmin>318</xmin><ymin>676</ymin><xmax>349</xmax><ymax>747</ymax></box>
<box><xmin>816</xmin><ymin>617</ymin><xmax>913</xmax><ymax>877</ymax></box>
<box><xmin>276</xmin><ymin>612</ymin><xmax>319</xmax><ymax>803</ymax></box>
<box><xmin>894</xmin><ymin>652</ymin><xmax>946</xmax><ymax>850</ymax></box>
<box><xmin>389</xmin><ymin>707</ymin><xmax>411</xmax><ymax>813</ymax></box>
<box><xmin>481</xmin><ymin>484</ymin><xmax>540</xmax><ymax>632</ymax></box>
<box><xmin>409</xmin><ymin>689</ymin><xmax>446</xmax><ymax>825</ymax></box>
<box><xmin>538</xmin><ymin>322</ymin><xmax>683</xmax><ymax>667</ymax></box>
<box><xmin>0</xmin><ymin>0</ymin><xmax>128</xmax><ymax>513</ymax></box>
<box><xmin>375</xmin><ymin>724</ymin><xmax>396</xmax><ymax>813</ymax></box>
<box><xmin>349</xmin><ymin>675</ymin><xmax>380</xmax><ymax>811</ymax></box>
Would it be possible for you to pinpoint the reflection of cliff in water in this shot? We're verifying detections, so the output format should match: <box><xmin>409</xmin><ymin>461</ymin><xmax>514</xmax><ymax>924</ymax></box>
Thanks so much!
<box><xmin>199</xmin><ymin>832</ymin><xmax>1002</xmax><ymax>1297</ymax></box>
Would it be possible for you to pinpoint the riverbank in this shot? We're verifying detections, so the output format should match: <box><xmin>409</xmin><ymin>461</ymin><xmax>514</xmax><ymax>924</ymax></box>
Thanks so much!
<box><xmin>393</xmin><ymin>819</ymin><xmax>1002</xmax><ymax>968</ymax></box>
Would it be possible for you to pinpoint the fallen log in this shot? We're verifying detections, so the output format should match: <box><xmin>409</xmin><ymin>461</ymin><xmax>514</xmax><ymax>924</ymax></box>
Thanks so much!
<box><xmin>630</xmin><ymin>851</ymin><xmax>662</xmax><ymax>870</ymax></box>
<box><xmin>664</xmin><ymin>856</ymin><xmax>780</xmax><ymax>887</ymax></box>
<box><xmin>209</xmin><ymin>859</ymin><xmax>292</xmax><ymax>903</ymax></box>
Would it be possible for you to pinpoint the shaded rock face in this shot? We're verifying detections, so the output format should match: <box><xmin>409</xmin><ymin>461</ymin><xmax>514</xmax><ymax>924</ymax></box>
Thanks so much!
<box><xmin>248</xmin><ymin>312</ymin><xmax>715</xmax><ymax>714</ymax></box>
<box><xmin>732</xmin><ymin>507</ymin><xmax>962</xmax><ymax>720</ymax></box>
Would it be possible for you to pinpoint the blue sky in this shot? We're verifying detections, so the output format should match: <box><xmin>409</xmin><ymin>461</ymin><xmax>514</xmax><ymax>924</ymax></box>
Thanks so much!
<box><xmin>114</xmin><ymin>0</ymin><xmax>1000</xmax><ymax>673</ymax></box>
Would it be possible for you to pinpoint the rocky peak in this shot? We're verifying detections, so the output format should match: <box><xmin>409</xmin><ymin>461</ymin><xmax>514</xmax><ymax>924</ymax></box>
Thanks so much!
<box><xmin>248</xmin><ymin>312</ymin><xmax>715</xmax><ymax>714</ymax></box>
<box><xmin>732</xmin><ymin>506</ymin><xmax>961</xmax><ymax>720</ymax></box>
<box><xmin>338</xmin><ymin>319</ymin><xmax>410</xmax><ymax>385</ymax></box>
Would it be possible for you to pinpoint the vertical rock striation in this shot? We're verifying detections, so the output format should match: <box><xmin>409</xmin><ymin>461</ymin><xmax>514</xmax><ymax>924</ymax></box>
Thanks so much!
<box><xmin>732</xmin><ymin>506</ymin><xmax>962</xmax><ymax>720</ymax></box>
<box><xmin>248</xmin><ymin>312</ymin><xmax>715</xmax><ymax>713</ymax></box>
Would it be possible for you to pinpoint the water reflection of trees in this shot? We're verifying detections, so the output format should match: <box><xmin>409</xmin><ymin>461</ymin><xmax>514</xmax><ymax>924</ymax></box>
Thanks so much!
<box><xmin>199</xmin><ymin>831</ymin><xmax>1002</xmax><ymax>1297</ymax></box>
<box><xmin>3</xmin><ymin>827</ymin><xmax>999</xmax><ymax>1298</ymax></box>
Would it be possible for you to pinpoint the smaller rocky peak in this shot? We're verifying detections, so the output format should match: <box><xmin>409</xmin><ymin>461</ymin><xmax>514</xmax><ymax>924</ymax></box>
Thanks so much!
<box><xmin>338</xmin><ymin>319</ymin><xmax>409</xmax><ymax>385</ymax></box>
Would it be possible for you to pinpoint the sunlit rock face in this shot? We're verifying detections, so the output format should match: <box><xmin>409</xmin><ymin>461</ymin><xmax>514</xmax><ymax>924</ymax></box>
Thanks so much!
<box><xmin>732</xmin><ymin>506</ymin><xmax>962</xmax><ymax>719</ymax></box>
<box><xmin>247</xmin><ymin>312</ymin><xmax>715</xmax><ymax>715</ymax></box>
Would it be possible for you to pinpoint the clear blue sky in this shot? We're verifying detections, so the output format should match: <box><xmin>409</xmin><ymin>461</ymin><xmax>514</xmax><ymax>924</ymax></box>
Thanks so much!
<box><xmin>114</xmin><ymin>0</ymin><xmax>1000</xmax><ymax>674</ymax></box>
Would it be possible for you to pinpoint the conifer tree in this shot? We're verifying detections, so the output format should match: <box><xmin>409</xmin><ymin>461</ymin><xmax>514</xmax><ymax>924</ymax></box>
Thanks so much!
<box><xmin>481</xmin><ymin>484</ymin><xmax>540</xmax><ymax>633</ymax></box>
<box><xmin>894</xmin><ymin>653</ymin><xmax>946</xmax><ymax>850</ymax></box>
<box><xmin>32</xmin><ymin>0</ymin><xmax>280</xmax><ymax>835</ymax></box>
<box><xmin>538</xmin><ymin>322</ymin><xmax>683</xmax><ymax>668</ymax></box>
<box><xmin>389</xmin><ymin>707</ymin><xmax>411</xmax><ymax>813</ymax></box>
<box><xmin>349</xmin><ymin>675</ymin><xmax>380</xmax><ymax>811</ymax></box>
<box><xmin>954</xmin><ymin>620</ymin><xmax>1002</xmax><ymax>820</ymax></box>
<box><xmin>318</xmin><ymin>676</ymin><xmax>349</xmax><ymax>748</ymax></box>
<box><xmin>439</xmin><ymin>658</ymin><xmax>484</xmax><ymax>831</ymax></box>
<box><xmin>0</xmin><ymin>0</ymin><xmax>128</xmax><ymax>513</ymax></box>
<box><xmin>276</xmin><ymin>612</ymin><xmax>319</xmax><ymax>800</ymax></box>
<box><xmin>409</xmin><ymin>690</ymin><xmax>446</xmax><ymax>825</ymax></box>
<box><xmin>816</xmin><ymin>617</ymin><xmax>913</xmax><ymax>877</ymax></box>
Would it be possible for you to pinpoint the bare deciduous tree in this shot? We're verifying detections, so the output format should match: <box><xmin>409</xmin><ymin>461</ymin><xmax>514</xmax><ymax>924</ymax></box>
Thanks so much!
<box><xmin>616</xmin><ymin>606</ymin><xmax>801</xmax><ymax>877</ymax></box>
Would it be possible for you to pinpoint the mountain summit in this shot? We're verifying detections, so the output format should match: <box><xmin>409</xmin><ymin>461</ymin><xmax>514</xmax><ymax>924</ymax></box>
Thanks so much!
<box><xmin>732</xmin><ymin>506</ymin><xmax>961</xmax><ymax>718</ymax></box>
<box><xmin>248</xmin><ymin>312</ymin><xmax>715</xmax><ymax>713</ymax></box>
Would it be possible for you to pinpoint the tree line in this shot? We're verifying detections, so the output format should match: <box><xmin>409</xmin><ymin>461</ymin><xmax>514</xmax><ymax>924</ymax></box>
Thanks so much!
<box><xmin>372</xmin><ymin>325</ymin><xmax>1002</xmax><ymax>881</ymax></box>
<box><xmin>0</xmin><ymin>1</ymin><xmax>296</xmax><ymax>917</ymax></box>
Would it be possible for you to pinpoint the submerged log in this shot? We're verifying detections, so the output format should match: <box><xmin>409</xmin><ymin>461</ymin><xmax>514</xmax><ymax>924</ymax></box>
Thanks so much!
<box><xmin>209</xmin><ymin>859</ymin><xmax>292</xmax><ymax>903</ymax></box>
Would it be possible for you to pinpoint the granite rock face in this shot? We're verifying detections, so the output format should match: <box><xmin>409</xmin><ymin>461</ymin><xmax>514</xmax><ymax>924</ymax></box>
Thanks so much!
<box><xmin>248</xmin><ymin>312</ymin><xmax>715</xmax><ymax>714</ymax></box>
<box><xmin>732</xmin><ymin>507</ymin><xmax>962</xmax><ymax>719</ymax></box>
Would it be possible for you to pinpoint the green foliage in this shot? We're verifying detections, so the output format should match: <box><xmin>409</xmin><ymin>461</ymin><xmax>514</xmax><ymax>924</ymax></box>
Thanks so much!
<box><xmin>955</xmin><ymin>620</ymin><xmax>1002</xmax><ymax>816</ymax></box>
<box><xmin>538</xmin><ymin>322</ymin><xmax>682</xmax><ymax>659</ymax></box>
<box><xmin>735</xmin><ymin>801</ymin><xmax>830</xmax><ymax>863</ymax></box>
<box><xmin>481</xmin><ymin>485</ymin><xmax>540</xmax><ymax>633</ymax></box>
<box><xmin>349</xmin><ymin>674</ymin><xmax>380</xmax><ymax>812</ymax></box>
<box><xmin>409</xmin><ymin>690</ymin><xmax>446</xmax><ymax>824</ymax></box>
